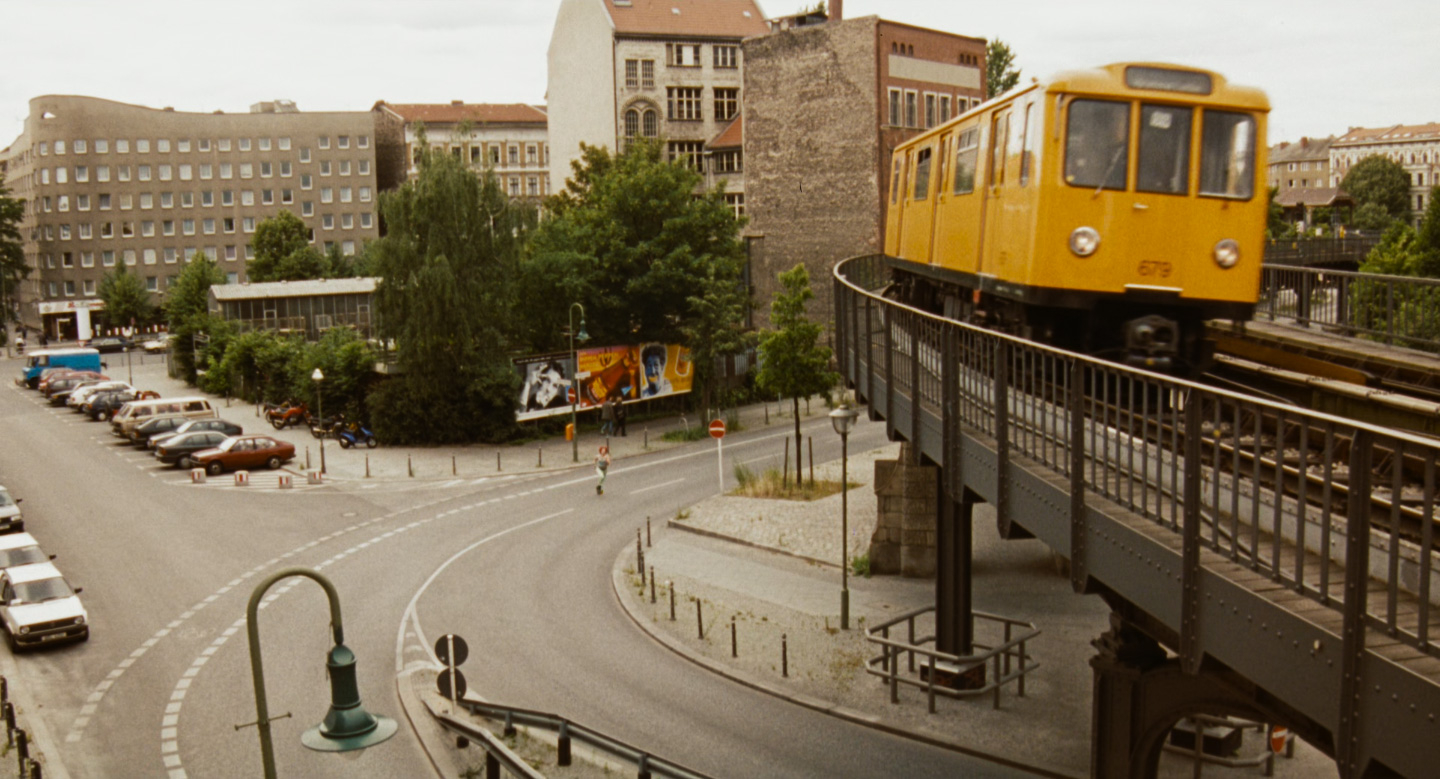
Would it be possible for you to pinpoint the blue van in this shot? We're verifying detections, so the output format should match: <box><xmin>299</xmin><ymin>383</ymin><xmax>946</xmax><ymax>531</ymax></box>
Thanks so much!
<box><xmin>18</xmin><ymin>348</ymin><xmax>103</xmax><ymax>389</ymax></box>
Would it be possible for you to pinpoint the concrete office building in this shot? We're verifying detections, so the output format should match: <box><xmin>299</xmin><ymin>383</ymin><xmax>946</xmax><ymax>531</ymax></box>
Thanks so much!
<box><xmin>742</xmin><ymin>7</ymin><xmax>986</xmax><ymax>326</ymax></box>
<box><xmin>372</xmin><ymin>101</ymin><xmax>550</xmax><ymax>197</ymax></box>
<box><xmin>546</xmin><ymin>0</ymin><xmax>769</xmax><ymax>201</ymax></box>
<box><xmin>0</xmin><ymin>95</ymin><xmax>380</xmax><ymax>340</ymax></box>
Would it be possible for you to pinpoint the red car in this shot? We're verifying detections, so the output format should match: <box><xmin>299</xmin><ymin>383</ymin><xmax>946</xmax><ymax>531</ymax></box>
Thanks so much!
<box><xmin>188</xmin><ymin>435</ymin><xmax>296</xmax><ymax>476</ymax></box>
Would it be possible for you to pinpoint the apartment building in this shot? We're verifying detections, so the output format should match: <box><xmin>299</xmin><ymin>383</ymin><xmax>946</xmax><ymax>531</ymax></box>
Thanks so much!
<box><xmin>742</xmin><ymin>8</ymin><xmax>986</xmax><ymax>325</ymax></box>
<box><xmin>546</xmin><ymin>0</ymin><xmax>769</xmax><ymax>200</ymax></box>
<box><xmin>1331</xmin><ymin>123</ymin><xmax>1440</xmax><ymax>226</ymax></box>
<box><xmin>0</xmin><ymin>95</ymin><xmax>379</xmax><ymax>340</ymax></box>
<box><xmin>371</xmin><ymin>101</ymin><xmax>549</xmax><ymax>198</ymax></box>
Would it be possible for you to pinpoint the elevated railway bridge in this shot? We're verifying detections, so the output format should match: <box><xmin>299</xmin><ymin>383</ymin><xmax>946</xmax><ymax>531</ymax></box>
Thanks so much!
<box><xmin>834</xmin><ymin>254</ymin><xmax>1439</xmax><ymax>779</ymax></box>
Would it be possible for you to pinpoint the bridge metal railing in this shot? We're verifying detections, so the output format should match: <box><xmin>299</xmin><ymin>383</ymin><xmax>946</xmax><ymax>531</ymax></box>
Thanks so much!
<box><xmin>1263</xmin><ymin>236</ymin><xmax>1379</xmax><ymax>268</ymax></box>
<box><xmin>1258</xmin><ymin>265</ymin><xmax>1440</xmax><ymax>353</ymax></box>
<box><xmin>835</xmin><ymin>254</ymin><xmax>1440</xmax><ymax>777</ymax></box>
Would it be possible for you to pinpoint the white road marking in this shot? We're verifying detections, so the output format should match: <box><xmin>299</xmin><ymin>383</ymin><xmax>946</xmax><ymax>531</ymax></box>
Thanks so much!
<box><xmin>629</xmin><ymin>477</ymin><xmax>687</xmax><ymax>495</ymax></box>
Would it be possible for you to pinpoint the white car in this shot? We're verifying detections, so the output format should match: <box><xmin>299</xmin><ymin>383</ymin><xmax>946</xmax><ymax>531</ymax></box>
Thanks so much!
<box><xmin>141</xmin><ymin>334</ymin><xmax>173</xmax><ymax>354</ymax></box>
<box><xmin>68</xmin><ymin>381</ymin><xmax>131</xmax><ymax>410</ymax></box>
<box><xmin>0</xmin><ymin>534</ymin><xmax>50</xmax><ymax>573</ymax></box>
<box><xmin>0</xmin><ymin>562</ymin><xmax>88</xmax><ymax>650</ymax></box>
<box><xmin>0</xmin><ymin>487</ymin><xmax>22</xmax><ymax>534</ymax></box>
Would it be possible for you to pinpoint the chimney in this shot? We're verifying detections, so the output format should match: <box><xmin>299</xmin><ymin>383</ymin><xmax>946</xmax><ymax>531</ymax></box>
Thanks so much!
<box><xmin>831</xmin><ymin>0</ymin><xmax>842</xmax><ymax>21</ymax></box>
<box><xmin>452</xmin><ymin>100</ymin><xmax>463</xmax><ymax>106</ymax></box>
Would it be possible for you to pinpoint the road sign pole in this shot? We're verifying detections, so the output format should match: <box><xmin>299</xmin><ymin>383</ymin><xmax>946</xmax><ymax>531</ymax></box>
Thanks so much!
<box><xmin>717</xmin><ymin>435</ymin><xmax>723</xmax><ymax>494</ymax></box>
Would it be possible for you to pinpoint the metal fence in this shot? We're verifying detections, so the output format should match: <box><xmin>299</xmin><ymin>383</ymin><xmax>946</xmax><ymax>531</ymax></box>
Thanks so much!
<box><xmin>1262</xmin><ymin>236</ymin><xmax>1379</xmax><ymax>267</ymax></box>
<box><xmin>835</xmin><ymin>253</ymin><xmax>1440</xmax><ymax>776</ymax></box>
<box><xmin>1258</xmin><ymin>265</ymin><xmax>1440</xmax><ymax>352</ymax></box>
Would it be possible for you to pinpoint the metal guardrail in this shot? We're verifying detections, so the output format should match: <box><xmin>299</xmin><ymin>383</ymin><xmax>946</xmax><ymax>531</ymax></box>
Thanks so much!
<box><xmin>1263</xmin><ymin>236</ymin><xmax>1379</xmax><ymax>268</ymax></box>
<box><xmin>864</xmin><ymin>607</ymin><xmax>1039</xmax><ymax>711</ymax></box>
<box><xmin>835</xmin><ymin>253</ymin><xmax>1440</xmax><ymax>777</ymax></box>
<box><xmin>1258</xmin><ymin>265</ymin><xmax>1440</xmax><ymax>353</ymax></box>
<box><xmin>453</xmin><ymin>699</ymin><xmax>714</xmax><ymax>779</ymax></box>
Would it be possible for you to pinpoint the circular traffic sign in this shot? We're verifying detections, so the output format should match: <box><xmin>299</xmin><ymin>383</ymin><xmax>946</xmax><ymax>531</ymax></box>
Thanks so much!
<box><xmin>435</xmin><ymin>634</ymin><xmax>469</xmax><ymax>667</ymax></box>
<box><xmin>709</xmin><ymin>419</ymin><xmax>726</xmax><ymax>439</ymax></box>
<box><xmin>1270</xmin><ymin>726</ymin><xmax>1289</xmax><ymax>754</ymax></box>
<box><xmin>437</xmin><ymin>668</ymin><xmax>467</xmax><ymax>700</ymax></box>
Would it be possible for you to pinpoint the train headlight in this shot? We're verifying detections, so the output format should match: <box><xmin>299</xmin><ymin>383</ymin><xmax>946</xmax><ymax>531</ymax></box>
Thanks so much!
<box><xmin>1069</xmin><ymin>227</ymin><xmax>1101</xmax><ymax>257</ymax></box>
<box><xmin>1213</xmin><ymin>239</ymin><xmax>1240</xmax><ymax>269</ymax></box>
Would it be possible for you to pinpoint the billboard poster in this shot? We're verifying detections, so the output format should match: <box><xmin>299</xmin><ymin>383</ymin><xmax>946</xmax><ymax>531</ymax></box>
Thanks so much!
<box><xmin>513</xmin><ymin>343</ymin><xmax>692</xmax><ymax>422</ymax></box>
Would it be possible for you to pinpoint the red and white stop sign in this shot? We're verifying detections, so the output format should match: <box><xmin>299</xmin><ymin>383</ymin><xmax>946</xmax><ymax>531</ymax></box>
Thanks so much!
<box><xmin>1270</xmin><ymin>726</ymin><xmax>1289</xmax><ymax>754</ymax></box>
<box><xmin>709</xmin><ymin>419</ymin><xmax>726</xmax><ymax>439</ymax></box>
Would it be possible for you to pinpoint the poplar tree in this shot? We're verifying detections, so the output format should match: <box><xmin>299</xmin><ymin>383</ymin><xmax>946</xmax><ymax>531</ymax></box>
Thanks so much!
<box><xmin>165</xmin><ymin>252</ymin><xmax>225</xmax><ymax>383</ymax></box>
<box><xmin>1</xmin><ymin>185</ymin><xmax>27</xmax><ymax>347</ymax></box>
<box><xmin>756</xmin><ymin>264</ymin><xmax>838</xmax><ymax>479</ymax></box>
<box><xmin>97</xmin><ymin>262</ymin><xmax>155</xmax><ymax>331</ymax></box>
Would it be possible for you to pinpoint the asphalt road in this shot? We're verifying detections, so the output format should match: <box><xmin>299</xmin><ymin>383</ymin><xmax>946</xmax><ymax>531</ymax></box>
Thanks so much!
<box><xmin>0</xmin><ymin>355</ymin><xmax>1030</xmax><ymax>778</ymax></box>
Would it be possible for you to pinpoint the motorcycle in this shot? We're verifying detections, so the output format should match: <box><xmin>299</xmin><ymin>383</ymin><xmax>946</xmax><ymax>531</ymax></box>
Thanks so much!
<box><xmin>337</xmin><ymin>421</ymin><xmax>378</xmax><ymax>449</ymax></box>
<box><xmin>308</xmin><ymin>413</ymin><xmax>345</xmax><ymax>440</ymax></box>
<box><xmin>265</xmin><ymin>401</ymin><xmax>309</xmax><ymax>430</ymax></box>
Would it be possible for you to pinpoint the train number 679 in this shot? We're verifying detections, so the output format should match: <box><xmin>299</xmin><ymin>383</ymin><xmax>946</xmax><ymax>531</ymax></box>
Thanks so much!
<box><xmin>1137</xmin><ymin>260</ymin><xmax>1172</xmax><ymax>278</ymax></box>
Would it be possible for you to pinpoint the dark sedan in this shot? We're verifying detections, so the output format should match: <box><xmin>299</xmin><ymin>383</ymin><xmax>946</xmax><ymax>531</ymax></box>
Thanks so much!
<box><xmin>148</xmin><ymin>418</ymin><xmax>242</xmax><ymax>449</ymax></box>
<box><xmin>154</xmin><ymin>431</ymin><xmax>232</xmax><ymax>467</ymax></box>
<box><xmin>88</xmin><ymin>336</ymin><xmax>130</xmax><ymax>354</ymax></box>
<box><xmin>189</xmin><ymin>435</ymin><xmax>296</xmax><ymax>475</ymax></box>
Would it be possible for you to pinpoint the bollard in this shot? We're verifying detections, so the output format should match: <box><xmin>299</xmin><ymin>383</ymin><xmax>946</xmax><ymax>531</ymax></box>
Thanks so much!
<box><xmin>497</xmin><ymin>451</ymin><xmax>501</xmax><ymax>472</ymax></box>
<box><xmin>649</xmin><ymin>567</ymin><xmax>656</xmax><ymax>604</ymax></box>
<box><xmin>306</xmin><ymin>446</ymin><xmax>311</xmax><ymax>470</ymax></box>
<box><xmin>536</xmin><ymin>445</ymin><xmax>542</xmax><ymax>468</ymax></box>
<box><xmin>646</xmin><ymin>517</ymin><xmax>651</xmax><ymax>547</ymax></box>
<box><xmin>365</xmin><ymin>453</ymin><xmax>371</xmax><ymax>478</ymax></box>
<box><xmin>1</xmin><ymin>675</ymin><xmax>7</xmax><ymax>705</ymax></box>
<box><xmin>502</xmin><ymin>711</ymin><xmax>516</xmax><ymax>738</ymax></box>
<box><xmin>808</xmin><ymin>437</ymin><xmax>814</xmax><ymax>486</ymax></box>
<box><xmin>277</xmin><ymin>474</ymin><xmax>292</xmax><ymax>490</ymax></box>
<box><xmin>557</xmin><ymin>720</ymin><xmax>572</xmax><ymax>767</ymax></box>
<box><xmin>190</xmin><ymin>467</ymin><xmax>206</xmax><ymax>484</ymax></box>
<box><xmin>696</xmin><ymin>599</ymin><xmax>704</xmax><ymax>639</ymax></box>
<box><xmin>307</xmin><ymin>470</ymin><xmax>323</xmax><ymax>485</ymax></box>
<box><xmin>927</xmin><ymin>654</ymin><xmax>937</xmax><ymax>713</ymax></box>
<box><xmin>452</xmin><ymin>455</ymin><xmax>456</xmax><ymax>476</ymax></box>
<box><xmin>765</xmin><ymin>405</ymin><xmax>769</xmax><ymax>425</ymax></box>
<box><xmin>644</xmin><ymin>426</ymin><xmax>649</xmax><ymax>449</ymax></box>
<box><xmin>636</xmin><ymin>530</ymin><xmax>644</xmax><ymax>585</ymax></box>
<box><xmin>731</xmin><ymin>616</ymin><xmax>737</xmax><ymax>658</ymax></box>
<box><xmin>668</xmin><ymin>581</ymin><xmax>675</xmax><ymax>621</ymax></box>
<box><xmin>5</xmin><ymin>701</ymin><xmax>14</xmax><ymax>745</ymax></box>
<box><xmin>408</xmin><ymin>454</ymin><xmax>414</xmax><ymax>477</ymax></box>
<box><xmin>30</xmin><ymin>760</ymin><xmax>41</xmax><ymax>779</ymax></box>
<box><xmin>234</xmin><ymin>471</ymin><xmax>250</xmax><ymax>487</ymax></box>
<box><xmin>637</xmin><ymin>753</ymin><xmax>652</xmax><ymax>779</ymax></box>
<box><xmin>782</xmin><ymin>634</ymin><xmax>788</xmax><ymax>677</ymax></box>
<box><xmin>783</xmin><ymin>439</ymin><xmax>790</xmax><ymax>488</ymax></box>
<box><xmin>485</xmin><ymin>752</ymin><xmax>499</xmax><ymax>779</ymax></box>
<box><xmin>16</xmin><ymin>728</ymin><xmax>27</xmax><ymax>770</ymax></box>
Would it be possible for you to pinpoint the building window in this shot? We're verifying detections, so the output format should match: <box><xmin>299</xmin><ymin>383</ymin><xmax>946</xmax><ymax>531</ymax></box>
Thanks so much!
<box><xmin>136</xmin><ymin>139</ymin><xmax>149</xmax><ymax>153</ymax></box>
<box><xmin>359</xmin><ymin>160</ymin><xmax>370</xmax><ymax>175</ymax></box>
<box><xmin>302</xmin><ymin>201</ymin><xmax>314</xmax><ymax>217</ymax></box>
<box><xmin>626</xmin><ymin>59</ymin><xmax>639</xmax><ymax>88</ymax></box>
<box><xmin>905</xmin><ymin>91</ymin><xmax>918</xmax><ymax>128</ymax></box>
<box><xmin>509</xmin><ymin>177</ymin><xmax>521</xmax><ymax>196</ymax></box>
<box><xmin>342</xmin><ymin>213</ymin><xmax>354</xmax><ymax>229</ymax></box>
<box><xmin>165</xmin><ymin>248</ymin><xmax>179</xmax><ymax>263</ymax></box>
<box><xmin>200</xmin><ymin>163</ymin><xmax>212</xmax><ymax>180</ymax></box>
<box><xmin>527</xmin><ymin>176</ymin><xmax>539</xmax><ymax>196</ymax></box>
<box><xmin>641</xmin><ymin>60</ymin><xmax>655</xmax><ymax>89</ymax></box>
<box><xmin>508</xmin><ymin>145</ymin><xmax>519</xmax><ymax>165</ymax></box>
<box><xmin>144</xmin><ymin>248</ymin><xmax>157</xmax><ymax>265</ymax></box>
<box><xmin>146</xmin><ymin>277</ymin><xmax>158</xmax><ymax>292</ymax></box>
<box><xmin>643</xmin><ymin>109</ymin><xmax>658</xmax><ymax>138</ymax></box>
<box><xmin>713</xmin><ymin>150</ymin><xmax>742</xmax><ymax>174</ymax></box>
<box><xmin>97</xmin><ymin>165</ymin><xmax>110</xmax><ymax>182</ymax></box>
<box><xmin>714</xmin><ymin>45</ymin><xmax>738</xmax><ymax>69</ymax></box>
<box><xmin>361</xmin><ymin>212</ymin><xmax>373</xmax><ymax>229</ymax></box>
<box><xmin>889</xmin><ymin>89</ymin><xmax>902</xmax><ymax>127</ymax></box>
<box><xmin>667</xmin><ymin>43</ymin><xmax>701</xmax><ymax>67</ymax></box>
<box><xmin>925</xmin><ymin>94</ymin><xmax>937</xmax><ymax>128</ymax></box>
<box><xmin>322</xmin><ymin>214</ymin><xmax>334</xmax><ymax>230</ymax></box>
<box><xmin>202</xmin><ymin>191</ymin><xmax>214</xmax><ymax>207</ymax></box>
<box><xmin>81</xmin><ymin>250</ymin><xmax>94</xmax><ymax>267</ymax></box>
<box><xmin>83</xmin><ymin>279</ymin><xmax>96</xmax><ymax>296</ymax></box>
<box><xmin>359</xmin><ymin>186</ymin><xmax>371</xmax><ymax>202</ymax></box>
<box><xmin>65</xmin><ymin>281</ymin><xmax>76</xmax><ymax>297</ymax></box>
<box><xmin>95</xmin><ymin>139</ymin><xmax>108</xmax><ymax>153</ymax></box>
<box><xmin>318</xmin><ymin>136</ymin><xmax>330</xmax><ymax>150</ymax></box>
<box><xmin>667</xmin><ymin>141</ymin><xmax>704</xmax><ymax>171</ymax></box>
<box><xmin>667</xmin><ymin>87</ymin><xmax>703</xmax><ymax>121</ymax></box>
<box><xmin>625</xmin><ymin>109</ymin><xmax>640</xmax><ymax>139</ymax></box>
<box><xmin>300</xmin><ymin>148</ymin><xmax>312</xmax><ymax>163</ymax></box>
<box><xmin>714</xmin><ymin>88</ymin><xmax>739</xmax><ymax>121</ymax></box>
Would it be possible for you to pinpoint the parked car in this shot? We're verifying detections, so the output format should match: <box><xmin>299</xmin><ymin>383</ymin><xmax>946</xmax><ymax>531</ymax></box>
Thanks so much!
<box><xmin>0</xmin><ymin>562</ymin><xmax>88</xmax><ymax>650</ymax></box>
<box><xmin>87</xmin><ymin>336</ymin><xmax>130</xmax><ymax>354</ymax></box>
<box><xmin>150</xmin><ymin>418</ymin><xmax>243</xmax><ymax>449</ymax></box>
<box><xmin>0</xmin><ymin>534</ymin><xmax>52</xmax><ymax>573</ymax></box>
<box><xmin>129</xmin><ymin>415</ymin><xmax>193</xmax><ymax>446</ymax></box>
<box><xmin>0</xmin><ymin>488</ymin><xmax>22</xmax><ymax>534</ymax></box>
<box><xmin>43</xmin><ymin>374</ymin><xmax>108</xmax><ymax>405</ymax></box>
<box><xmin>84</xmin><ymin>389</ymin><xmax>156</xmax><ymax>421</ymax></box>
<box><xmin>37</xmin><ymin>369</ymin><xmax>88</xmax><ymax>394</ymax></box>
<box><xmin>69</xmin><ymin>381</ymin><xmax>131</xmax><ymax>411</ymax></box>
<box><xmin>154</xmin><ymin>430</ymin><xmax>233</xmax><ymax>467</ymax></box>
<box><xmin>141</xmin><ymin>334</ymin><xmax>173</xmax><ymax>354</ymax></box>
<box><xmin>189</xmin><ymin>435</ymin><xmax>296</xmax><ymax>475</ymax></box>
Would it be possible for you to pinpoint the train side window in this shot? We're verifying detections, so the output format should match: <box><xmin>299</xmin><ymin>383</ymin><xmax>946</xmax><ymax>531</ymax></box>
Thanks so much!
<box><xmin>891</xmin><ymin>158</ymin><xmax>902</xmax><ymax>204</ymax></box>
<box><xmin>1137</xmin><ymin>105</ymin><xmax>1192</xmax><ymax>195</ymax></box>
<box><xmin>913</xmin><ymin>147</ymin><xmax>932</xmax><ymax>200</ymax></box>
<box><xmin>1019</xmin><ymin>103</ymin><xmax>1038</xmax><ymax>186</ymax></box>
<box><xmin>1199</xmin><ymin>110</ymin><xmax>1256</xmax><ymax>200</ymax></box>
<box><xmin>1065</xmin><ymin>99</ymin><xmax>1129</xmax><ymax>190</ymax></box>
<box><xmin>989</xmin><ymin>112</ymin><xmax>1009</xmax><ymax>186</ymax></box>
<box><xmin>953</xmin><ymin>128</ymin><xmax>979</xmax><ymax>194</ymax></box>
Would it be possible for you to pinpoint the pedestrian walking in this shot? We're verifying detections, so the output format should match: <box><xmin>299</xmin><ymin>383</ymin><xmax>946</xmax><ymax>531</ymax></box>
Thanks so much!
<box><xmin>601</xmin><ymin>396</ymin><xmax>616</xmax><ymax>436</ymax></box>
<box><xmin>614</xmin><ymin>398</ymin><xmax>628</xmax><ymax>437</ymax></box>
<box><xmin>594</xmin><ymin>445</ymin><xmax>611</xmax><ymax>495</ymax></box>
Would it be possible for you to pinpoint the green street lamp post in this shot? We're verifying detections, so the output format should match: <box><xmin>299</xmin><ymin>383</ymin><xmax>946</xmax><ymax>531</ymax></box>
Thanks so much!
<box><xmin>829</xmin><ymin>405</ymin><xmax>860</xmax><ymax>630</ymax></box>
<box><xmin>241</xmin><ymin>567</ymin><xmax>397</xmax><ymax>779</ymax></box>
<box><xmin>569</xmin><ymin>302</ymin><xmax>589</xmax><ymax>463</ymax></box>
<box><xmin>312</xmin><ymin>367</ymin><xmax>326</xmax><ymax>475</ymax></box>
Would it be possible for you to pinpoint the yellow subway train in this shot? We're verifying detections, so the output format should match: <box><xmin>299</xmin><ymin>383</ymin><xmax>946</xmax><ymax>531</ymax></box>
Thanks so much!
<box><xmin>884</xmin><ymin>63</ymin><xmax>1270</xmax><ymax>374</ymax></box>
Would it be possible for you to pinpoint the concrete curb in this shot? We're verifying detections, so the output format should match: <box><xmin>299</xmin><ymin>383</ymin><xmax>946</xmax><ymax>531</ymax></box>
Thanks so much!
<box><xmin>608</xmin><ymin>544</ymin><xmax>1077</xmax><ymax>779</ymax></box>
<box><xmin>394</xmin><ymin>666</ymin><xmax>449</xmax><ymax>779</ymax></box>
<box><xmin>665</xmin><ymin>517</ymin><xmax>840</xmax><ymax>570</ymax></box>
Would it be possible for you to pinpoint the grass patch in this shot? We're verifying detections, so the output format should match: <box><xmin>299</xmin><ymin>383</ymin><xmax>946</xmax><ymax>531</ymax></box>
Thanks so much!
<box><xmin>661</xmin><ymin>425</ymin><xmax>708</xmax><ymax>442</ymax></box>
<box><xmin>731</xmin><ymin>463</ymin><xmax>853</xmax><ymax>501</ymax></box>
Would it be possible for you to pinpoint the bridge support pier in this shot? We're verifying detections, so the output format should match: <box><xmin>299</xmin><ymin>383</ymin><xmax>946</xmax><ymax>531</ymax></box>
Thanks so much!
<box><xmin>935</xmin><ymin>491</ymin><xmax>975</xmax><ymax>656</ymax></box>
<box><xmin>868</xmin><ymin>443</ymin><xmax>936</xmax><ymax>577</ymax></box>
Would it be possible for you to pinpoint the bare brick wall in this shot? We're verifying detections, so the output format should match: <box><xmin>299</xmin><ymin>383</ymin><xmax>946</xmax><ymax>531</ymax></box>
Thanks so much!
<box><xmin>742</xmin><ymin>17</ymin><xmax>883</xmax><ymax>331</ymax></box>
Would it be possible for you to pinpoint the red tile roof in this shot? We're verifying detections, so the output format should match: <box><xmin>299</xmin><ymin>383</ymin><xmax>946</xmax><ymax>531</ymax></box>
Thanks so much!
<box><xmin>1335</xmin><ymin>122</ymin><xmax>1440</xmax><ymax>145</ymax></box>
<box><xmin>707</xmin><ymin>114</ymin><xmax>742</xmax><ymax>149</ymax></box>
<box><xmin>1275</xmin><ymin>188</ymin><xmax>1350</xmax><ymax>208</ymax></box>
<box><xmin>376</xmin><ymin>102</ymin><xmax>547</xmax><ymax>125</ymax></box>
<box><xmin>604</xmin><ymin>0</ymin><xmax>769</xmax><ymax>38</ymax></box>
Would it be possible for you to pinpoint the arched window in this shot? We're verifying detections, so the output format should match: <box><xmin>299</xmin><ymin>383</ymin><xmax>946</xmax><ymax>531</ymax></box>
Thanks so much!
<box><xmin>625</xmin><ymin>109</ymin><xmax>640</xmax><ymax>139</ymax></box>
<box><xmin>643</xmin><ymin>109</ymin><xmax>658</xmax><ymax>138</ymax></box>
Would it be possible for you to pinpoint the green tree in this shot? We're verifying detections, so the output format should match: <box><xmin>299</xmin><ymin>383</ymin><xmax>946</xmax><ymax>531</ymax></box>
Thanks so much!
<box><xmin>1341</xmin><ymin>156</ymin><xmax>1411</xmax><ymax>220</ymax></box>
<box><xmin>165</xmin><ymin>253</ymin><xmax>225</xmax><ymax>383</ymax></box>
<box><xmin>367</xmin><ymin>142</ymin><xmax>535</xmax><ymax>444</ymax></box>
<box><xmin>1265</xmin><ymin>186</ymin><xmax>1294</xmax><ymax>239</ymax></box>
<box><xmin>1415</xmin><ymin>185</ymin><xmax>1440</xmax><ymax>276</ymax></box>
<box><xmin>1360</xmin><ymin>222</ymin><xmax>1423</xmax><ymax>276</ymax></box>
<box><xmin>0</xmin><ymin>184</ymin><xmax>27</xmax><ymax>347</ymax></box>
<box><xmin>97</xmin><ymin>263</ymin><xmax>155</xmax><ymax>332</ymax></box>
<box><xmin>249</xmin><ymin>210</ymin><xmax>328</xmax><ymax>282</ymax></box>
<box><xmin>986</xmin><ymin>39</ymin><xmax>1021</xmax><ymax>99</ymax></box>
<box><xmin>1353</xmin><ymin>201</ymin><xmax>1394</xmax><ymax>232</ymax></box>
<box><xmin>681</xmin><ymin>266</ymin><xmax>755</xmax><ymax>416</ymax></box>
<box><xmin>755</xmin><ymin>265</ymin><xmax>838</xmax><ymax>479</ymax></box>
<box><xmin>525</xmin><ymin>140</ymin><xmax>747</xmax><ymax>350</ymax></box>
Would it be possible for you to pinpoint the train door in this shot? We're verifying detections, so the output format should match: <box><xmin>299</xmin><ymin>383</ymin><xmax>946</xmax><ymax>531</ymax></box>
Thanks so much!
<box><xmin>926</xmin><ymin>132</ymin><xmax>952</xmax><ymax>264</ymax></box>
<box><xmin>979</xmin><ymin>108</ymin><xmax>1012</xmax><ymax>279</ymax></box>
<box><xmin>884</xmin><ymin>154</ymin><xmax>906</xmax><ymax>256</ymax></box>
<box><xmin>930</xmin><ymin>123</ymin><xmax>984</xmax><ymax>278</ymax></box>
<box><xmin>898</xmin><ymin>143</ymin><xmax>937</xmax><ymax>262</ymax></box>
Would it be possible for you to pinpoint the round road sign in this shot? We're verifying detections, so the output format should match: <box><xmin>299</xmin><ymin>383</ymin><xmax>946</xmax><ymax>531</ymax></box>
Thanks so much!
<box><xmin>435</xmin><ymin>634</ymin><xmax>469</xmax><ymax>667</ymax></box>
<box><xmin>709</xmin><ymin>419</ymin><xmax>726</xmax><ymax>439</ymax></box>
<box><xmin>1270</xmin><ymin>726</ymin><xmax>1289</xmax><ymax>754</ymax></box>
<box><xmin>437</xmin><ymin>668</ymin><xmax>467</xmax><ymax>700</ymax></box>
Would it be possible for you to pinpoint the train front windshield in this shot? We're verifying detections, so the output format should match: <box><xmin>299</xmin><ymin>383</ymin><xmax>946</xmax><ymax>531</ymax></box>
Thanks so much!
<box><xmin>1065</xmin><ymin>99</ymin><xmax>1256</xmax><ymax>199</ymax></box>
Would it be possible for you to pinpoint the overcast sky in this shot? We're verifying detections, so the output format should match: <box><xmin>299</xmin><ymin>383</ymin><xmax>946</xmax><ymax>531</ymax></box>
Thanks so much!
<box><xmin>3</xmin><ymin>0</ymin><xmax>1436</xmax><ymax>148</ymax></box>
